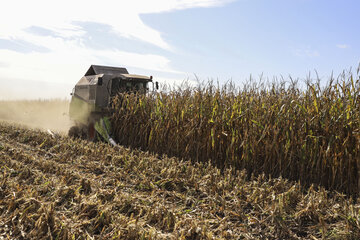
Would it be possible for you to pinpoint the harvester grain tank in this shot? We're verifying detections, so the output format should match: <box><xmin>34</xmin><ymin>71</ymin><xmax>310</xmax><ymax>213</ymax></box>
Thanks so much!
<box><xmin>69</xmin><ymin>65</ymin><xmax>158</xmax><ymax>144</ymax></box>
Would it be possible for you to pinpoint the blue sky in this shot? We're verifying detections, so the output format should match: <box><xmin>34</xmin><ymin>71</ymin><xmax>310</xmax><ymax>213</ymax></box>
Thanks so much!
<box><xmin>0</xmin><ymin>0</ymin><xmax>359</xmax><ymax>99</ymax></box>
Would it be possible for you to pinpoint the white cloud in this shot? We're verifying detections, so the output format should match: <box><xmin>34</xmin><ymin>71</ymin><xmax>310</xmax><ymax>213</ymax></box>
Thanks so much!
<box><xmin>294</xmin><ymin>48</ymin><xmax>320</xmax><ymax>58</ymax></box>
<box><xmin>336</xmin><ymin>44</ymin><xmax>349</xmax><ymax>49</ymax></box>
<box><xmin>0</xmin><ymin>0</ymin><xmax>233</xmax><ymax>50</ymax></box>
<box><xmin>0</xmin><ymin>45</ymin><xmax>181</xmax><ymax>84</ymax></box>
<box><xmin>0</xmin><ymin>0</ymin><xmax>233</xmax><ymax>96</ymax></box>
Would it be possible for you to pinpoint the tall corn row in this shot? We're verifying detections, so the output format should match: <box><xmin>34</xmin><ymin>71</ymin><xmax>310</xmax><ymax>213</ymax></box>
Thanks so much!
<box><xmin>111</xmin><ymin>74</ymin><xmax>360</xmax><ymax>195</ymax></box>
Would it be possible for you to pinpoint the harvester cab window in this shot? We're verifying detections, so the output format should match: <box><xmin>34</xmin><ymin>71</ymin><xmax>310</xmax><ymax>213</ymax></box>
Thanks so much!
<box><xmin>135</xmin><ymin>82</ymin><xmax>143</xmax><ymax>91</ymax></box>
<box><xmin>123</xmin><ymin>81</ymin><xmax>146</xmax><ymax>93</ymax></box>
<box><xmin>110</xmin><ymin>78</ymin><xmax>126</xmax><ymax>95</ymax></box>
<box><xmin>126</xmin><ymin>82</ymin><xmax>132</xmax><ymax>92</ymax></box>
<box><xmin>111</xmin><ymin>78</ymin><xmax>150</xmax><ymax>95</ymax></box>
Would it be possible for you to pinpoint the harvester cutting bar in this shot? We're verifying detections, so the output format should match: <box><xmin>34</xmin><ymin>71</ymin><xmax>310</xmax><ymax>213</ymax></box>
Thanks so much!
<box><xmin>100</xmin><ymin>118</ymin><xmax>117</xmax><ymax>146</ymax></box>
<box><xmin>94</xmin><ymin>117</ymin><xmax>117</xmax><ymax>146</ymax></box>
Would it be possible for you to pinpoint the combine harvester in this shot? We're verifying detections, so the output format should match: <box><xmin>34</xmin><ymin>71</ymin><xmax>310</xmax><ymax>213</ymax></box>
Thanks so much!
<box><xmin>68</xmin><ymin>65</ymin><xmax>158</xmax><ymax>145</ymax></box>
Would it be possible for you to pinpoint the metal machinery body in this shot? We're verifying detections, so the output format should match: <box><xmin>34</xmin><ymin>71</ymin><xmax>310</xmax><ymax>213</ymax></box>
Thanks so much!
<box><xmin>69</xmin><ymin>65</ymin><xmax>156</xmax><ymax>143</ymax></box>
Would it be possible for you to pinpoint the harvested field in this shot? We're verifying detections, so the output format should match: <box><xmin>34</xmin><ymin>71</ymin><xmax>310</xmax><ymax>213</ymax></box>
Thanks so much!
<box><xmin>1</xmin><ymin>122</ymin><xmax>360</xmax><ymax>239</ymax></box>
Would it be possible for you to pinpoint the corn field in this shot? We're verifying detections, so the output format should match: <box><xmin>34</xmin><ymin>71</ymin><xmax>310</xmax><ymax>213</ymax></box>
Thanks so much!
<box><xmin>112</xmin><ymin>73</ymin><xmax>360</xmax><ymax>195</ymax></box>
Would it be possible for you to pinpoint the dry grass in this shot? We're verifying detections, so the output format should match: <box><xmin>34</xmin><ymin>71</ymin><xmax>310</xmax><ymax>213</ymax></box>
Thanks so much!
<box><xmin>1</xmin><ymin>122</ymin><xmax>360</xmax><ymax>239</ymax></box>
<box><xmin>112</xmin><ymin>74</ymin><xmax>360</xmax><ymax>195</ymax></box>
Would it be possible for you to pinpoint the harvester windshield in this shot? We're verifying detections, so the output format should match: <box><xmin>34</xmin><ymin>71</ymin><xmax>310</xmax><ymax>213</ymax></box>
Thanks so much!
<box><xmin>111</xmin><ymin>78</ymin><xmax>149</xmax><ymax>95</ymax></box>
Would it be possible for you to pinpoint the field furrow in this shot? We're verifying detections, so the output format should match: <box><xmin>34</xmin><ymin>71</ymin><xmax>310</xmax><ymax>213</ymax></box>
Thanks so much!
<box><xmin>1</xmin><ymin>122</ymin><xmax>360</xmax><ymax>239</ymax></box>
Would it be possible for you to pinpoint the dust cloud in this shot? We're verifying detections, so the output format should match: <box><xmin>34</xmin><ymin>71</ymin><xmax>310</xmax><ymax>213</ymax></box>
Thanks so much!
<box><xmin>0</xmin><ymin>99</ymin><xmax>72</xmax><ymax>134</ymax></box>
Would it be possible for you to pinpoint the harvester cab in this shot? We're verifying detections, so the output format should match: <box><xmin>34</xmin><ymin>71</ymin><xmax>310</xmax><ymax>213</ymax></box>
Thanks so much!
<box><xmin>69</xmin><ymin>65</ymin><xmax>157</xmax><ymax>144</ymax></box>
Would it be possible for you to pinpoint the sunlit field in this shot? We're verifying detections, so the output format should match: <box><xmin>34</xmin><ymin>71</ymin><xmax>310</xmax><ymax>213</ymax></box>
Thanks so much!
<box><xmin>1</xmin><ymin>122</ymin><xmax>360</xmax><ymax>239</ymax></box>
<box><xmin>0</xmin><ymin>72</ymin><xmax>359</xmax><ymax>239</ymax></box>
<box><xmin>112</xmin><ymin>73</ymin><xmax>360</xmax><ymax>195</ymax></box>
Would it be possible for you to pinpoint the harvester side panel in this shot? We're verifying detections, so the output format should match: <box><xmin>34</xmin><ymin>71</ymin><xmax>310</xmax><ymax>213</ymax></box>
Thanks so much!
<box><xmin>95</xmin><ymin>76</ymin><xmax>111</xmax><ymax>108</ymax></box>
<box><xmin>69</xmin><ymin>95</ymin><xmax>96</xmax><ymax>125</ymax></box>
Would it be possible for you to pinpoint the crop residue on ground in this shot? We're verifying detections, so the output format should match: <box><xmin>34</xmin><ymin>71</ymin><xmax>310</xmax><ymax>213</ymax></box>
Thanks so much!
<box><xmin>1</xmin><ymin>122</ymin><xmax>360</xmax><ymax>239</ymax></box>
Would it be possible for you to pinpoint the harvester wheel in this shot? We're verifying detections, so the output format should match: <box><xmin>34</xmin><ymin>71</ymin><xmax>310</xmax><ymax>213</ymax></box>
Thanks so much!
<box><xmin>69</xmin><ymin>124</ymin><xmax>98</xmax><ymax>142</ymax></box>
<box><xmin>68</xmin><ymin>126</ymin><xmax>80</xmax><ymax>139</ymax></box>
<box><xmin>68</xmin><ymin>125</ymin><xmax>87</xmax><ymax>139</ymax></box>
<box><xmin>87</xmin><ymin>123</ymin><xmax>97</xmax><ymax>142</ymax></box>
